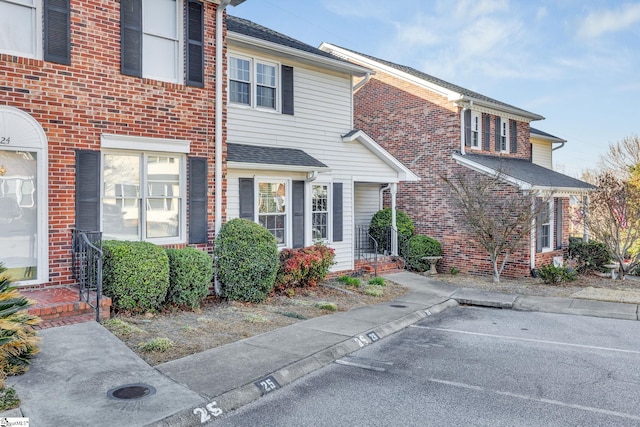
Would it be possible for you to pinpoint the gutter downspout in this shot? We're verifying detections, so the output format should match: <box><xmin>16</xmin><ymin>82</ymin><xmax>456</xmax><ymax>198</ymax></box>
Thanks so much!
<box><xmin>214</xmin><ymin>0</ymin><xmax>231</xmax><ymax>295</ymax></box>
<box><xmin>552</xmin><ymin>142</ymin><xmax>566</xmax><ymax>151</ymax></box>
<box><xmin>379</xmin><ymin>184</ymin><xmax>391</xmax><ymax>209</ymax></box>
<box><xmin>460</xmin><ymin>101</ymin><xmax>471</xmax><ymax>155</ymax></box>
<box><xmin>353</xmin><ymin>71</ymin><xmax>371</xmax><ymax>92</ymax></box>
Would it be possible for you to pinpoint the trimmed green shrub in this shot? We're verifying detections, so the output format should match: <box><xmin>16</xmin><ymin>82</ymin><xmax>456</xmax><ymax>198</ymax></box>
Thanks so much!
<box><xmin>537</xmin><ymin>263</ymin><xmax>577</xmax><ymax>284</ymax></box>
<box><xmin>275</xmin><ymin>244</ymin><xmax>336</xmax><ymax>292</ymax></box>
<box><xmin>0</xmin><ymin>263</ymin><xmax>40</xmax><ymax>378</ymax></box>
<box><xmin>568</xmin><ymin>237</ymin><xmax>611</xmax><ymax>273</ymax></box>
<box><xmin>165</xmin><ymin>247</ymin><xmax>213</xmax><ymax>309</ymax></box>
<box><xmin>368</xmin><ymin>277</ymin><xmax>385</xmax><ymax>286</ymax></box>
<box><xmin>369</xmin><ymin>208</ymin><xmax>414</xmax><ymax>254</ymax></box>
<box><xmin>214</xmin><ymin>219</ymin><xmax>279</xmax><ymax>303</ymax></box>
<box><xmin>402</xmin><ymin>235</ymin><xmax>443</xmax><ymax>272</ymax></box>
<box><xmin>102</xmin><ymin>241</ymin><xmax>170</xmax><ymax>313</ymax></box>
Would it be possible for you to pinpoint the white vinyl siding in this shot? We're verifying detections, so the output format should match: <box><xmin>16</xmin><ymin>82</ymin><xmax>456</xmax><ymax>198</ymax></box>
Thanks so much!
<box><xmin>354</xmin><ymin>183</ymin><xmax>381</xmax><ymax>227</ymax></box>
<box><xmin>531</xmin><ymin>139</ymin><xmax>553</xmax><ymax>169</ymax></box>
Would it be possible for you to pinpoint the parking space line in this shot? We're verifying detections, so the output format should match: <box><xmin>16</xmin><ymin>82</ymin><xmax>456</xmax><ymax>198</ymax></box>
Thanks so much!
<box><xmin>411</xmin><ymin>325</ymin><xmax>640</xmax><ymax>355</ymax></box>
<box><xmin>428</xmin><ymin>378</ymin><xmax>640</xmax><ymax>421</ymax></box>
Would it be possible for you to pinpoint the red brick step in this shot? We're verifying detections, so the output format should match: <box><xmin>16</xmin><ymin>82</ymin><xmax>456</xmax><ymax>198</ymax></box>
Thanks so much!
<box><xmin>22</xmin><ymin>287</ymin><xmax>111</xmax><ymax>329</ymax></box>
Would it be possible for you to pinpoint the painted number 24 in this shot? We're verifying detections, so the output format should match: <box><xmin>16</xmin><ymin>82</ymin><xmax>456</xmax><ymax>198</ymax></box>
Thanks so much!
<box><xmin>0</xmin><ymin>136</ymin><xmax>10</xmax><ymax>144</ymax></box>
<box><xmin>193</xmin><ymin>401</ymin><xmax>223</xmax><ymax>424</ymax></box>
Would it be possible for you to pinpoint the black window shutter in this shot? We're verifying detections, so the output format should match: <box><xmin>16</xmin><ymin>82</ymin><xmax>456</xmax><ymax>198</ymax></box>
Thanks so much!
<box><xmin>281</xmin><ymin>65</ymin><xmax>294</xmax><ymax>115</ymax></box>
<box><xmin>332</xmin><ymin>182</ymin><xmax>343</xmax><ymax>242</ymax></box>
<box><xmin>186</xmin><ymin>0</ymin><xmax>204</xmax><ymax>87</ymax></box>
<box><xmin>483</xmin><ymin>114</ymin><xmax>491</xmax><ymax>151</ymax></box>
<box><xmin>510</xmin><ymin>119</ymin><xmax>518</xmax><ymax>154</ymax></box>
<box><xmin>495</xmin><ymin>116</ymin><xmax>501</xmax><ymax>151</ymax></box>
<box><xmin>463</xmin><ymin>109</ymin><xmax>471</xmax><ymax>147</ymax></box>
<box><xmin>43</xmin><ymin>0</ymin><xmax>71</xmax><ymax>65</ymax></box>
<box><xmin>75</xmin><ymin>150</ymin><xmax>100</xmax><ymax>232</ymax></box>
<box><xmin>188</xmin><ymin>157</ymin><xmax>208</xmax><ymax>244</ymax></box>
<box><xmin>292</xmin><ymin>180</ymin><xmax>305</xmax><ymax>248</ymax></box>
<box><xmin>555</xmin><ymin>198</ymin><xmax>563</xmax><ymax>249</ymax></box>
<box><xmin>121</xmin><ymin>0</ymin><xmax>142</xmax><ymax>77</ymax></box>
<box><xmin>239</xmin><ymin>178</ymin><xmax>255</xmax><ymax>220</ymax></box>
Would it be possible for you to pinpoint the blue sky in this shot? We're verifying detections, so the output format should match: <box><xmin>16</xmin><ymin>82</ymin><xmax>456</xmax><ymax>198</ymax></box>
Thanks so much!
<box><xmin>231</xmin><ymin>0</ymin><xmax>640</xmax><ymax>178</ymax></box>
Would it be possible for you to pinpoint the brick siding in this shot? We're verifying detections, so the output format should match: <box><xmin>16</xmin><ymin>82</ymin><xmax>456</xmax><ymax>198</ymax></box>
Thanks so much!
<box><xmin>355</xmin><ymin>72</ymin><xmax>565</xmax><ymax>278</ymax></box>
<box><xmin>0</xmin><ymin>1</ymin><xmax>227</xmax><ymax>287</ymax></box>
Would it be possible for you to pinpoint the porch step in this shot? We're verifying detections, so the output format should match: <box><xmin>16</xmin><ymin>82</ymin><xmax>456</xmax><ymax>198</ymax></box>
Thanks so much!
<box><xmin>355</xmin><ymin>256</ymin><xmax>404</xmax><ymax>275</ymax></box>
<box><xmin>22</xmin><ymin>287</ymin><xmax>111</xmax><ymax>329</ymax></box>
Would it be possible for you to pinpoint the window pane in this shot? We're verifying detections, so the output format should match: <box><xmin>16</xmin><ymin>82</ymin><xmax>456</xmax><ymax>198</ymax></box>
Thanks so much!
<box><xmin>0</xmin><ymin>2</ymin><xmax>35</xmax><ymax>56</ymax></box>
<box><xmin>143</xmin><ymin>0</ymin><xmax>176</xmax><ymax>39</ymax></box>
<box><xmin>0</xmin><ymin>150</ymin><xmax>37</xmax><ymax>281</ymax></box>
<box><xmin>143</xmin><ymin>34</ymin><xmax>178</xmax><ymax>81</ymax></box>
<box><xmin>103</xmin><ymin>154</ymin><xmax>140</xmax><ymax>239</ymax></box>
<box><xmin>256</xmin><ymin>63</ymin><xmax>275</xmax><ymax>86</ymax></box>
<box><xmin>258</xmin><ymin>182</ymin><xmax>286</xmax><ymax>214</ymax></box>
<box><xmin>146</xmin><ymin>198</ymin><xmax>179</xmax><ymax>238</ymax></box>
<box><xmin>230</xmin><ymin>57</ymin><xmax>250</xmax><ymax>82</ymax></box>
<box><xmin>256</xmin><ymin>86</ymin><xmax>275</xmax><ymax>109</ymax></box>
<box><xmin>230</xmin><ymin>81</ymin><xmax>250</xmax><ymax>105</ymax></box>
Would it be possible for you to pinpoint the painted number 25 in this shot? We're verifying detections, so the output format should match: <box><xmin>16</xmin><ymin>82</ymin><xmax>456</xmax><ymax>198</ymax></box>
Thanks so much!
<box><xmin>193</xmin><ymin>401</ymin><xmax>223</xmax><ymax>424</ymax></box>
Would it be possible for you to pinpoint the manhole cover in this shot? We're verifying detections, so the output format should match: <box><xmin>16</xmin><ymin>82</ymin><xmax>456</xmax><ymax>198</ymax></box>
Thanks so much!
<box><xmin>107</xmin><ymin>383</ymin><xmax>156</xmax><ymax>400</ymax></box>
<box><xmin>389</xmin><ymin>304</ymin><xmax>407</xmax><ymax>308</ymax></box>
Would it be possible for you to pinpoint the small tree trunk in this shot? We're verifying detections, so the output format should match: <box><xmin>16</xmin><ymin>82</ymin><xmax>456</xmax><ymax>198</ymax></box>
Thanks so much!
<box><xmin>492</xmin><ymin>258</ymin><xmax>500</xmax><ymax>283</ymax></box>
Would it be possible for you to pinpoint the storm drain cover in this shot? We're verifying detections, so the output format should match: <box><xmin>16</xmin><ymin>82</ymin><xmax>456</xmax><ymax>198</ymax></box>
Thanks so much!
<box><xmin>107</xmin><ymin>383</ymin><xmax>156</xmax><ymax>401</ymax></box>
<box><xmin>390</xmin><ymin>304</ymin><xmax>407</xmax><ymax>308</ymax></box>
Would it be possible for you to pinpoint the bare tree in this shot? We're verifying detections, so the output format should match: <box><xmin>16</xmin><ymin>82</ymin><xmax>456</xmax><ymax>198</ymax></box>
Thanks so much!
<box><xmin>587</xmin><ymin>170</ymin><xmax>640</xmax><ymax>279</ymax></box>
<box><xmin>442</xmin><ymin>168</ymin><xmax>551</xmax><ymax>283</ymax></box>
<box><xmin>598</xmin><ymin>134</ymin><xmax>640</xmax><ymax>179</ymax></box>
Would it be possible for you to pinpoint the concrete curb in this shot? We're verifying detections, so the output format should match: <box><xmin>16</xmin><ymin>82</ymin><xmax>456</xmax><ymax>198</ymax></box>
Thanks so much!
<box><xmin>150</xmin><ymin>299</ymin><xmax>458</xmax><ymax>426</ymax></box>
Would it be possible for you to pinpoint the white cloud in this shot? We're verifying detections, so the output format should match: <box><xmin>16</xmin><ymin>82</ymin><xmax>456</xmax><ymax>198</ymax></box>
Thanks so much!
<box><xmin>454</xmin><ymin>0</ymin><xmax>509</xmax><ymax>20</ymax></box>
<box><xmin>395</xmin><ymin>22</ymin><xmax>441</xmax><ymax>47</ymax></box>
<box><xmin>535</xmin><ymin>6</ymin><xmax>548</xmax><ymax>21</ymax></box>
<box><xmin>577</xmin><ymin>3</ymin><xmax>640</xmax><ymax>38</ymax></box>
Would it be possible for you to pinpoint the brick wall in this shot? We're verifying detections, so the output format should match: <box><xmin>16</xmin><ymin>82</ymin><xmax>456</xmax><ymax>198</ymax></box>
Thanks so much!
<box><xmin>355</xmin><ymin>72</ymin><xmax>539</xmax><ymax>278</ymax></box>
<box><xmin>0</xmin><ymin>1</ymin><xmax>226</xmax><ymax>287</ymax></box>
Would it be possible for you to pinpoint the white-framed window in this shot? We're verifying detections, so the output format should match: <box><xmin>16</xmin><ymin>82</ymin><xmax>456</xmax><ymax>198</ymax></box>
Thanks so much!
<box><xmin>257</xmin><ymin>180</ymin><xmax>287</xmax><ymax>244</ymax></box>
<box><xmin>229</xmin><ymin>55</ymin><xmax>279</xmax><ymax>111</ymax></box>
<box><xmin>471</xmin><ymin>111</ymin><xmax>481</xmax><ymax>149</ymax></box>
<box><xmin>0</xmin><ymin>0</ymin><xmax>41</xmax><ymax>58</ymax></box>
<box><xmin>537</xmin><ymin>198</ymin><xmax>553</xmax><ymax>252</ymax></box>
<box><xmin>102</xmin><ymin>151</ymin><xmax>185</xmax><ymax>243</ymax></box>
<box><xmin>312</xmin><ymin>184</ymin><xmax>329</xmax><ymax>242</ymax></box>
<box><xmin>142</xmin><ymin>0</ymin><xmax>183</xmax><ymax>83</ymax></box>
<box><xmin>500</xmin><ymin>117</ymin><xmax>509</xmax><ymax>152</ymax></box>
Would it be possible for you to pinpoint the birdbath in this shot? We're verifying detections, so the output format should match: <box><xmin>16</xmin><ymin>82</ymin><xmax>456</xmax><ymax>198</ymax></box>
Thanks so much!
<box><xmin>603</xmin><ymin>263</ymin><xmax>619</xmax><ymax>279</ymax></box>
<box><xmin>422</xmin><ymin>256</ymin><xmax>442</xmax><ymax>275</ymax></box>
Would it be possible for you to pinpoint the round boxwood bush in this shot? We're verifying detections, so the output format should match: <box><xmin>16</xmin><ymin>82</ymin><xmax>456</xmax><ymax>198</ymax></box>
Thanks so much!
<box><xmin>214</xmin><ymin>218</ymin><xmax>279</xmax><ymax>303</ymax></box>
<box><xmin>402</xmin><ymin>235</ymin><xmax>443</xmax><ymax>272</ymax></box>
<box><xmin>165</xmin><ymin>247</ymin><xmax>214</xmax><ymax>309</ymax></box>
<box><xmin>369</xmin><ymin>208</ymin><xmax>414</xmax><ymax>253</ymax></box>
<box><xmin>102</xmin><ymin>240</ymin><xmax>170</xmax><ymax>313</ymax></box>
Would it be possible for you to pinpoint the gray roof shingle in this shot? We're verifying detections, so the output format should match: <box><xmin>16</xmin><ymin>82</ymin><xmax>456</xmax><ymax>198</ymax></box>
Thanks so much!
<box><xmin>328</xmin><ymin>45</ymin><xmax>541</xmax><ymax>119</ymax></box>
<box><xmin>530</xmin><ymin>127</ymin><xmax>566</xmax><ymax>142</ymax></box>
<box><xmin>227</xmin><ymin>143</ymin><xmax>328</xmax><ymax>169</ymax></box>
<box><xmin>227</xmin><ymin>15</ymin><xmax>340</xmax><ymax>61</ymax></box>
<box><xmin>460</xmin><ymin>153</ymin><xmax>593</xmax><ymax>190</ymax></box>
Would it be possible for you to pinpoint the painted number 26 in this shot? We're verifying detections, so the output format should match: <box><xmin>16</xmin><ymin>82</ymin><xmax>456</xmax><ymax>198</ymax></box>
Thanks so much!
<box><xmin>193</xmin><ymin>401</ymin><xmax>223</xmax><ymax>424</ymax></box>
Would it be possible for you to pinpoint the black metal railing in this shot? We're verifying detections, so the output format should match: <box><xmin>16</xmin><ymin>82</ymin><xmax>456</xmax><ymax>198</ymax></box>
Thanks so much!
<box><xmin>72</xmin><ymin>229</ymin><xmax>103</xmax><ymax>322</ymax></box>
<box><xmin>355</xmin><ymin>225</ymin><xmax>378</xmax><ymax>275</ymax></box>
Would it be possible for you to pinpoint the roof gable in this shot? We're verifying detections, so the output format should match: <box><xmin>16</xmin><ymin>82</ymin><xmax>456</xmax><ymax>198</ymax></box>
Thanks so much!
<box><xmin>320</xmin><ymin>43</ymin><xmax>543</xmax><ymax>121</ymax></box>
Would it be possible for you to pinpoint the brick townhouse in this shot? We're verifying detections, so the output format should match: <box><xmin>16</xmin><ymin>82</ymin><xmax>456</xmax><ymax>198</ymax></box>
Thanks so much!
<box><xmin>320</xmin><ymin>44</ymin><xmax>593</xmax><ymax>278</ymax></box>
<box><xmin>0</xmin><ymin>0</ymin><xmax>244</xmax><ymax>288</ymax></box>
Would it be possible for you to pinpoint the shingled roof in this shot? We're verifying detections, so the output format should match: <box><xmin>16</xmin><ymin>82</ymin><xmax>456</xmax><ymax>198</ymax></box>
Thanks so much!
<box><xmin>456</xmin><ymin>152</ymin><xmax>592</xmax><ymax>191</ymax></box>
<box><xmin>227</xmin><ymin>143</ymin><xmax>328</xmax><ymax>169</ymax></box>
<box><xmin>227</xmin><ymin>15</ymin><xmax>339</xmax><ymax>61</ymax></box>
<box><xmin>321</xmin><ymin>44</ymin><xmax>542</xmax><ymax>120</ymax></box>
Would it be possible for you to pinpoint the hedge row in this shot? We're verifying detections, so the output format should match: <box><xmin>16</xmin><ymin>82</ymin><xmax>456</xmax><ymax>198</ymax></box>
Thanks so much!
<box><xmin>102</xmin><ymin>242</ymin><xmax>213</xmax><ymax>313</ymax></box>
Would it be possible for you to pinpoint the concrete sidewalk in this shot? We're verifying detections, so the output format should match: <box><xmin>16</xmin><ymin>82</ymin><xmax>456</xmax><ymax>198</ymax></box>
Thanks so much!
<box><xmin>4</xmin><ymin>271</ymin><xmax>640</xmax><ymax>426</ymax></box>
